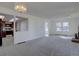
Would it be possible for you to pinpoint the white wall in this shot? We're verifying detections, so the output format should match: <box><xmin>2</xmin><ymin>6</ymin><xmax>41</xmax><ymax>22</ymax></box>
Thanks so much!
<box><xmin>20</xmin><ymin>20</ymin><xmax>28</xmax><ymax>31</ymax></box>
<box><xmin>14</xmin><ymin>15</ymin><xmax>45</xmax><ymax>44</ymax></box>
<box><xmin>28</xmin><ymin>15</ymin><xmax>45</xmax><ymax>40</ymax></box>
<box><xmin>48</xmin><ymin>17</ymin><xmax>79</xmax><ymax>36</ymax></box>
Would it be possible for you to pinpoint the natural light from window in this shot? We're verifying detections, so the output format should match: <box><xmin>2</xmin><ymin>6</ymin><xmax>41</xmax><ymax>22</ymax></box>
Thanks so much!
<box><xmin>45</xmin><ymin>21</ymin><xmax>49</xmax><ymax>37</ymax></box>
<box><xmin>56</xmin><ymin>22</ymin><xmax>69</xmax><ymax>32</ymax></box>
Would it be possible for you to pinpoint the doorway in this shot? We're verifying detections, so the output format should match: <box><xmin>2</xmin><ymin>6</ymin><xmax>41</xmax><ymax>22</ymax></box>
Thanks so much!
<box><xmin>0</xmin><ymin>14</ymin><xmax>14</xmax><ymax>47</ymax></box>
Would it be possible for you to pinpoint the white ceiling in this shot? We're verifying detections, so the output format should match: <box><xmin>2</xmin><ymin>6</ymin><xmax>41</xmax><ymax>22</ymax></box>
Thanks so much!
<box><xmin>0</xmin><ymin>2</ymin><xmax>79</xmax><ymax>19</ymax></box>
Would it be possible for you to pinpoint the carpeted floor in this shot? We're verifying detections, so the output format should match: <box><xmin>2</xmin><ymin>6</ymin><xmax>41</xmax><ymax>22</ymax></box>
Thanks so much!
<box><xmin>0</xmin><ymin>35</ymin><xmax>79</xmax><ymax>56</ymax></box>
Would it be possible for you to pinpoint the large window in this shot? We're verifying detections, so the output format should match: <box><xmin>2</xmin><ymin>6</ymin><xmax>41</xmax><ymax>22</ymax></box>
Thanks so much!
<box><xmin>56</xmin><ymin>22</ymin><xmax>69</xmax><ymax>32</ymax></box>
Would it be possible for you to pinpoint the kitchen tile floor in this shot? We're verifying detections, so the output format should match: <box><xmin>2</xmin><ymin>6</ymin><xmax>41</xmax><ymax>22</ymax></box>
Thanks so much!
<box><xmin>2</xmin><ymin>35</ymin><xmax>14</xmax><ymax>47</ymax></box>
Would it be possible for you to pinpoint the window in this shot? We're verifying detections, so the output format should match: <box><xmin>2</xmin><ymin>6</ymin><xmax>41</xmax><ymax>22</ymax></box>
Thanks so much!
<box><xmin>56</xmin><ymin>22</ymin><xmax>69</xmax><ymax>32</ymax></box>
<box><xmin>45</xmin><ymin>22</ymin><xmax>49</xmax><ymax>37</ymax></box>
<box><xmin>63</xmin><ymin>22</ymin><xmax>69</xmax><ymax>32</ymax></box>
<box><xmin>56</xmin><ymin>22</ymin><xmax>62</xmax><ymax>31</ymax></box>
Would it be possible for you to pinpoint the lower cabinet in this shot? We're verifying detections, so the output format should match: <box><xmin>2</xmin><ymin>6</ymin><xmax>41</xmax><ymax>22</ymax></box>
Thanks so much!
<box><xmin>0</xmin><ymin>37</ymin><xmax>2</xmax><ymax>46</ymax></box>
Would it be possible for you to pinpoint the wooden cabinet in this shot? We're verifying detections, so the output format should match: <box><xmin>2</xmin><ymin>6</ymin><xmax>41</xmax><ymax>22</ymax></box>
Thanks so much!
<box><xmin>5</xmin><ymin>22</ymin><xmax>13</xmax><ymax>36</ymax></box>
<box><xmin>0</xmin><ymin>19</ymin><xmax>13</xmax><ymax>37</ymax></box>
<box><xmin>0</xmin><ymin>19</ymin><xmax>5</xmax><ymax>37</ymax></box>
<box><xmin>0</xmin><ymin>19</ymin><xmax>3</xmax><ymax>46</ymax></box>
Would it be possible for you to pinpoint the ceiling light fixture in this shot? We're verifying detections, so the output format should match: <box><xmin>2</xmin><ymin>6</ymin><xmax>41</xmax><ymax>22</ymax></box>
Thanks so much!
<box><xmin>15</xmin><ymin>3</ymin><xmax>27</xmax><ymax>13</ymax></box>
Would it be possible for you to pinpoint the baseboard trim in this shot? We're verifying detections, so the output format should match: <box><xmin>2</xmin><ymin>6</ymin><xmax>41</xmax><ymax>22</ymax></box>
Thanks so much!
<box><xmin>17</xmin><ymin>41</ymin><xmax>26</xmax><ymax>44</ymax></box>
